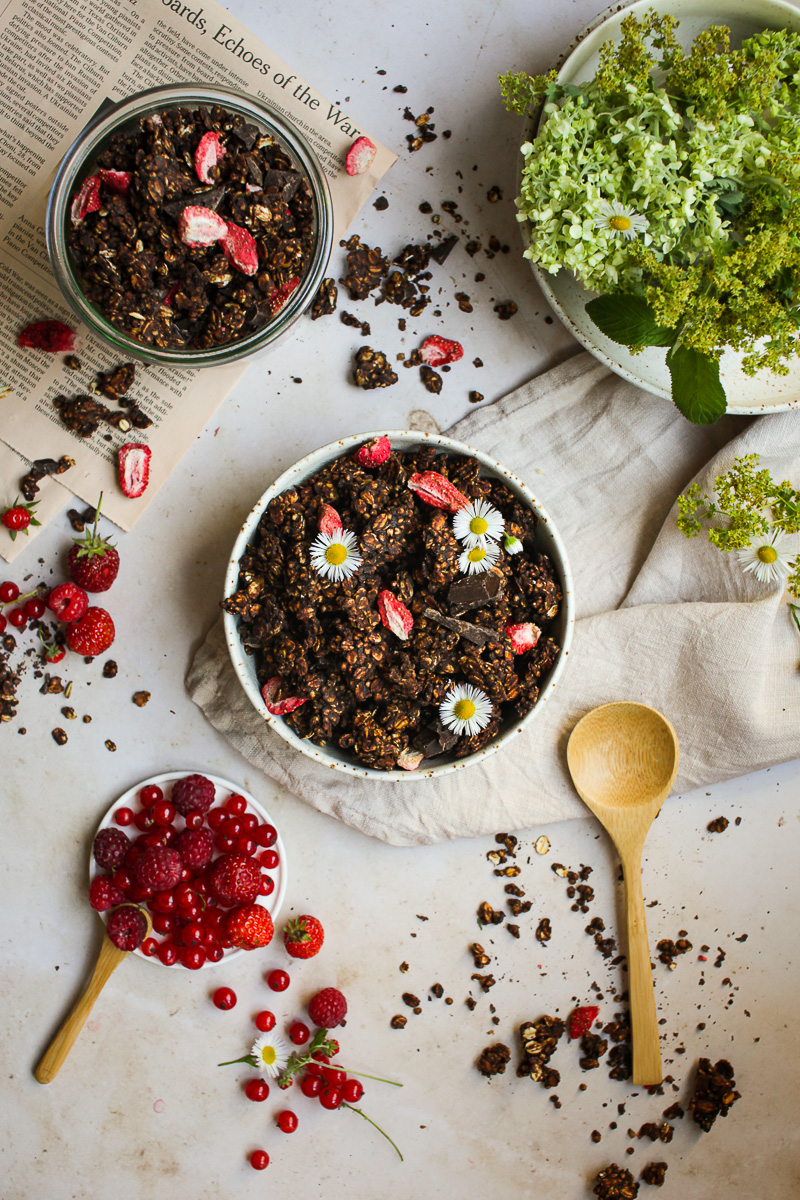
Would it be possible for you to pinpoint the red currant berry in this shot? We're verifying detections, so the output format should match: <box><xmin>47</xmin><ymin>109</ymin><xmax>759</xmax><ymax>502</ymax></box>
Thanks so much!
<box><xmin>276</xmin><ymin>1110</ymin><xmax>298</xmax><ymax>1133</ymax></box>
<box><xmin>301</xmin><ymin>1074</ymin><xmax>322</xmax><ymax>1097</ymax></box>
<box><xmin>180</xmin><ymin>946</ymin><xmax>206</xmax><ymax>970</ymax></box>
<box><xmin>235</xmin><ymin>836</ymin><xmax>257</xmax><ymax>856</ymax></box>
<box><xmin>24</xmin><ymin>597</ymin><xmax>46</xmax><ymax>619</ymax></box>
<box><xmin>267</xmin><ymin>968</ymin><xmax>290</xmax><ymax>992</ymax></box>
<box><xmin>182</xmin><ymin>920</ymin><xmax>204</xmax><ymax>946</ymax></box>
<box><xmin>151</xmin><ymin>889</ymin><xmax>176</xmax><ymax>914</ymax></box>
<box><xmin>139</xmin><ymin>784</ymin><xmax>163</xmax><ymax>807</ymax></box>
<box><xmin>214</xmin><ymin>833</ymin><xmax>235</xmax><ymax>853</ymax></box>
<box><xmin>250</xmin><ymin>1150</ymin><xmax>269</xmax><ymax>1171</ymax></box>
<box><xmin>323</xmin><ymin>1067</ymin><xmax>346</xmax><ymax>1087</ymax></box>
<box><xmin>212</xmin><ymin>986</ymin><xmax>237</xmax><ymax>1010</ymax></box>
<box><xmin>311</xmin><ymin>1052</ymin><xmax>330</xmax><ymax>1065</ymax></box>
<box><xmin>342</xmin><ymin>1079</ymin><xmax>364</xmax><ymax>1103</ymax></box>
<box><xmin>0</xmin><ymin>581</ymin><xmax>20</xmax><ymax>603</ymax></box>
<box><xmin>173</xmin><ymin>881</ymin><xmax>194</xmax><ymax>904</ymax></box>
<box><xmin>225</xmin><ymin>793</ymin><xmax>247</xmax><ymax>816</ymax></box>
<box><xmin>184</xmin><ymin>810</ymin><xmax>204</xmax><ymax>830</ymax></box>
<box><xmin>206</xmin><ymin>943</ymin><xmax>224</xmax><ymax>962</ymax></box>
<box><xmin>206</xmin><ymin>807</ymin><xmax>226</xmax><ymax>831</ymax></box>
<box><xmin>157</xmin><ymin>942</ymin><xmax>178</xmax><ymax>966</ymax></box>
<box><xmin>258</xmin><ymin>876</ymin><xmax>275</xmax><ymax>896</ymax></box>
<box><xmin>141</xmin><ymin>937</ymin><xmax>159</xmax><ymax>957</ymax></box>
<box><xmin>255</xmin><ymin>823</ymin><xmax>278</xmax><ymax>848</ymax></box>
<box><xmin>134</xmin><ymin>808</ymin><xmax>156</xmax><ymax>832</ymax></box>
<box><xmin>327</xmin><ymin>1039</ymin><xmax>340</xmax><ymax>1056</ymax></box>
<box><xmin>152</xmin><ymin>913</ymin><xmax>174</xmax><ymax>935</ymax></box>
<box><xmin>8</xmin><ymin>608</ymin><xmax>26</xmax><ymax>628</ymax></box>
<box><xmin>222</xmin><ymin>816</ymin><xmax>243</xmax><ymax>837</ymax></box>
<box><xmin>254</xmin><ymin>1010</ymin><xmax>276</xmax><ymax>1032</ymax></box>
<box><xmin>152</xmin><ymin>801</ymin><xmax>175</xmax><ymax>826</ymax></box>
<box><xmin>319</xmin><ymin>1086</ymin><xmax>342</xmax><ymax>1110</ymax></box>
<box><xmin>289</xmin><ymin>1021</ymin><xmax>310</xmax><ymax>1046</ymax></box>
<box><xmin>245</xmin><ymin>1079</ymin><xmax>269</xmax><ymax>1102</ymax></box>
<box><xmin>259</xmin><ymin>849</ymin><xmax>279</xmax><ymax>869</ymax></box>
<box><xmin>241</xmin><ymin>813</ymin><xmax>258</xmax><ymax>832</ymax></box>
<box><xmin>112</xmin><ymin>868</ymin><xmax>133</xmax><ymax>893</ymax></box>
<box><xmin>114</xmin><ymin>807</ymin><xmax>134</xmax><ymax>826</ymax></box>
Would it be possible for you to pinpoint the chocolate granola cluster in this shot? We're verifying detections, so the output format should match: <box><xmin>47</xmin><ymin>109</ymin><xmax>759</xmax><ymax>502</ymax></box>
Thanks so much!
<box><xmin>224</xmin><ymin>441</ymin><xmax>564</xmax><ymax>771</ymax></box>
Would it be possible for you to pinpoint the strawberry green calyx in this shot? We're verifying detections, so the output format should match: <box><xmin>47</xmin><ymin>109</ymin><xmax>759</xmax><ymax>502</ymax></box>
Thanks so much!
<box><xmin>72</xmin><ymin>492</ymin><xmax>115</xmax><ymax>559</ymax></box>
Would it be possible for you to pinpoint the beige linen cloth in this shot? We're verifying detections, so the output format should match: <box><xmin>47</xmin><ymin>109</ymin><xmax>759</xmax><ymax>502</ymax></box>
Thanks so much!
<box><xmin>187</xmin><ymin>352</ymin><xmax>800</xmax><ymax>845</ymax></box>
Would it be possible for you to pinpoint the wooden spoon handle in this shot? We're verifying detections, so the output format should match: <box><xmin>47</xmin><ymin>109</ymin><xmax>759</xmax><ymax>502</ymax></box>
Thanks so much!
<box><xmin>621</xmin><ymin>848</ymin><xmax>662</xmax><ymax>1086</ymax></box>
<box><xmin>35</xmin><ymin>939</ymin><xmax>128</xmax><ymax>1084</ymax></box>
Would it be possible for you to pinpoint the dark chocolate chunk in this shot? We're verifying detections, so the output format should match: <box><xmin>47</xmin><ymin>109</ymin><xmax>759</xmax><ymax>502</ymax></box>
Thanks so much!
<box><xmin>447</xmin><ymin>569</ymin><xmax>505</xmax><ymax>615</ymax></box>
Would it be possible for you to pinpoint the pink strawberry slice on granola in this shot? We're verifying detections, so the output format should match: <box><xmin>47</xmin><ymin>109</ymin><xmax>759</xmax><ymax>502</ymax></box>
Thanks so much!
<box><xmin>98</xmin><ymin>168</ymin><xmax>132</xmax><ymax>195</ymax></box>
<box><xmin>355</xmin><ymin>436</ymin><xmax>391</xmax><ymax>468</ymax></box>
<box><xmin>345</xmin><ymin>136</ymin><xmax>377</xmax><ymax>176</ymax></box>
<box><xmin>505</xmin><ymin>622</ymin><xmax>541</xmax><ymax>655</ymax></box>
<box><xmin>178</xmin><ymin>205</ymin><xmax>228</xmax><ymax>246</ymax></box>
<box><xmin>378</xmin><ymin>590</ymin><xmax>413</xmax><ymax>641</ymax></box>
<box><xmin>408</xmin><ymin>471</ymin><xmax>469</xmax><ymax>514</ymax></box>
<box><xmin>261</xmin><ymin>677</ymin><xmax>306</xmax><ymax>716</ymax></box>
<box><xmin>268</xmin><ymin>276</ymin><xmax>299</xmax><ymax>314</ymax></box>
<box><xmin>420</xmin><ymin>335</ymin><xmax>464</xmax><ymax>367</ymax></box>
<box><xmin>70</xmin><ymin>175</ymin><xmax>101</xmax><ymax>224</ymax></box>
<box><xmin>221</xmin><ymin>222</ymin><xmax>259</xmax><ymax>275</ymax></box>
<box><xmin>18</xmin><ymin>320</ymin><xmax>78</xmax><ymax>353</ymax></box>
<box><xmin>318</xmin><ymin>504</ymin><xmax>343</xmax><ymax>536</ymax></box>
<box><xmin>118</xmin><ymin>443</ymin><xmax>151</xmax><ymax>499</ymax></box>
<box><xmin>194</xmin><ymin>130</ymin><xmax>226</xmax><ymax>184</ymax></box>
<box><xmin>568</xmin><ymin>1005</ymin><xmax>600</xmax><ymax>1039</ymax></box>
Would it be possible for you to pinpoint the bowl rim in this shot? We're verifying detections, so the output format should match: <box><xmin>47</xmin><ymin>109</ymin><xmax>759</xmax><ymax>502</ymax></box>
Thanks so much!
<box><xmin>223</xmin><ymin>430</ymin><xmax>575</xmax><ymax>782</ymax></box>
<box><xmin>45</xmin><ymin>82</ymin><xmax>333</xmax><ymax>368</ymax></box>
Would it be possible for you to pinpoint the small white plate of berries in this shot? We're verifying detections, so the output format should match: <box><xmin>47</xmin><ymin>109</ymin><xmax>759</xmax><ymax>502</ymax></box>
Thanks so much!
<box><xmin>89</xmin><ymin>771</ymin><xmax>287</xmax><ymax>968</ymax></box>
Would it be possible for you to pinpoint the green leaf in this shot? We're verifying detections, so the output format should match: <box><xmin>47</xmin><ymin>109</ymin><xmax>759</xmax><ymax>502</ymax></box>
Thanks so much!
<box><xmin>585</xmin><ymin>294</ymin><xmax>676</xmax><ymax>348</ymax></box>
<box><xmin>666</xmin><ymin>346</ymin><xmax>727</xmax><ymax>425</ymax></box>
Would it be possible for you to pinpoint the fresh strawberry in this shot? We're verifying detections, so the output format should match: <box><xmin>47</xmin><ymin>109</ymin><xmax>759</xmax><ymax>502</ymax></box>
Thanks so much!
<box><xmin>378</xmin><ymin>590</ymin><xmax>413</xmax><ymax>640</ymax></box>
<box><xmin>39</xmin><ymin>635</ymin><xmax>66</xmax><ymax>664</ymax></box>
<box><xmin>268</xmin><ymin>276</ymin><xmax>299</xmax><ymax>314</ymax></box>
<box><xmin>118</xmin><ymin>443</ymin><xmax>151</xmax><ymax>499</ymax></box>
<box><xmin>345</xmin><ymin>136</ymin><xmax>377</xmax><ymax>176</ymax></box>
<box><xmin>68</xmin><ymin>499</ymin><xmax>119</xmax><ymax>592</ymax></box>
<box><xmin>226</xmin><ymin>904</ymin><xmax>274</xmax><ymax>950</ymax></box>
<box><xmin>98</xmin><ymin>168</ymin><xmax>132</xmax><ymax>194</ymax></box>
<box><xmin>318</xmin><ymin>504</ymin><xmax>343</xmax><ymax>536</ymax></box>
<box><xmin>307</xmin><ymin>987</ymin><xmax>347</xmax><ymax>1028</ymax></box>
<box><xmin>2</xmin><ymin>498</ymin><xmax>40</xmax><ymax>541</ymax></box>
<box><xmin>283</xmin><ymin>915</ymin><xmax>324</xmax><ymax>959</ymax></box>
<box><xmin>105</xmin><ymin>905</ymin><xmax>147</xmax><ymax>952</ymax></box>
<box><xmin>65</xmin><ymin>607</ymin><xmax>115</xmax><ymax>656</ymax></box>
<box><xmin>209</xmin><ymin>852</ymin><xmax>261</xmax><ymax>906</ymax></box>
<box><xmin>354</xmin><ymin>436</ymin><xmax>391</xmax><ymax>468</ymax></box>
<box><xmin>261</xmin><ymin>677</ymin><xmax>306</xmax><ymax>716</ymax></box>
<box><xmin>70</xmin><ymin>175</ymin><xmax>101</xmax><ymax>224</ymax></box>
<box><xmin>408</xmin><ymin>471</ymin><xmax>469</xmax><ymax>513</ymax></box>
<box><xmin>195</xmin><ymin>130</ymin><xmax>226</xmax><ymax>183</ymax></box>
<box><xmin>505</xmin><ymin>622</ymin><xmax>541</xmax><ymax>655</ymax></box>
<box><xmin>47</xmin><ymin>581</ymin><xmax>89</xmax><ymax>622</ymax></box>
<box><xmin>18</xmin><ymin>320</ymin><xmax>77</xmax><ymax>352</ymax></box>
<box><xmin>221</xmin><ymin>222</ymin><xmax>259</xmax><ymax>275</ymax></box>
<box><xmin>178</xmin><ymin>205</ymin><xmax>228</xmax><ymax>246</ymax></box>
<box><xmin>568</xmin><ymin>1005</ymin><xmax>600</xmax><ymax>1040</ymax></box>
<box><xmin>419</xmin><ymin>335</ymin><xmax>464</xmax><ymax>367</ymax></box>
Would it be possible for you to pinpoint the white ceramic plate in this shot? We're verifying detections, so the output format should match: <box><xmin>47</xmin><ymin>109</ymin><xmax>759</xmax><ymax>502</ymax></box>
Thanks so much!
<box><xmin>224</xmin><ymin>431</ymin><xmax>575</xmax><ymax>781</ymax></box>
<box><xmin>520</xmin><ymin>0</ymin><xmax>800</xmax><ymax>414</ymax></box>
<box><xmin>91</xmin><ymin>771</ymin><xmax>288</xmax><ymax>968</ymax></box>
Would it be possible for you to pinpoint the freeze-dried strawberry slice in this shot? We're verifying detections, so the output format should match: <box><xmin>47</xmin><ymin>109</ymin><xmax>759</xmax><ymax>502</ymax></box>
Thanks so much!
<box><xmin>568</xmin><ymin>1005</ymin><xmax>599</xmax><ymax>1039</ymax></box>
<box><xmin>378</xmin><ymin>590</ymin><xmax>413</xmax><ymax>641</ymax></box>
<box><xmin>505</xmin><ymin>622</ymin><xmax>541</xmax><ymax>655</ymax></box>
<box><xmin>268</xmin><ymin>276</ymin><xmax>300</xmax><ymax>313</ymax></box>
<box><xmin>318</xmin><ymin>504</ymin><xmax>343</xmax><ymax>536</ymax></box>
<box><xmin>98</xmin><ymin>169</ymin><xmax>132</xmax><ymax>195</ymax></box>
<box><xmin>345</xmin><ymin>136</ymin><xmax>377</xmax><ymax>176</ymax></box>
<box><xmin>195</xmin><ymin>130</ymin><xmax>226</xmax><ymax>183</ymax></box>
<box><xmin>420</xmin><ymin>335</ymin><xmax>464</xmax><ymax>367</ymax></box>
<box><xmin>397</xmin><ymin>748</ymin><xmax>424</xmax><ymax>771</ymax></box>
<box><xmin>70</xmin><ymin>175</ymin><xmax>101</xmax><ymax>224</ymax></box>
<box><xmin>408</xmin><ymin>471</ymin><xmax>469</xmax><ymax>513</ymax></box>
<box><xmin>118</xmin><ymin>443</ymin><xmax>151</xmax><ymax>499</ymax></box>
<box><xmin>221</xmin><ymin>222</ymin><xmax>259</xmax><ymax>275</ymax></box>
<box><xmin>18</xmin><ymin>320</ymin><xmax>77</xmax><ymax>352</ymax></box>
<box><xmin>354</xmin><ymin>436</ymin><xmax>391</xmax><ymax>468</ymax></box>
<box><xmin>261</xmin><ymin>677</ymin><xmax>306</xmax><ymax>716</ymax></box>
<box><xmin>178</xmin><ymin>205</ymin><xmax>228</xmax><ymax>246</ymax></box>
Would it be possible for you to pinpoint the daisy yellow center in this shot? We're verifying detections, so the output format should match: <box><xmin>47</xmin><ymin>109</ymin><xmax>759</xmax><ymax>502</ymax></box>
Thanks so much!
<box><xmin>467</xmin><ymin>547</ymin><xmax>487</xmax><ymax>563</ymax></box>
<box><xmin>325</xmin><ymin>544</ymin><xmax>347</xmax><ymax>566</ymax></box>
<box><xmin>469</xmin><ymin>516</ymin><xmax>488</xmax><ymax>535</ymax></box>
<box><xmin>260</xmin><ymin>1046</ymin><xmax>277</xmax><ymax>1065</ymax></box>
<box><xmin>609</xmin><ymin>216</ymin><xmax>631</xmax><ymax>231</ymax></box>
<box><xmin>757</xmin><ymin>546</ymin><xmax>777</xmax><ymax>563</ymax></box>
<box><xmin>453</xmin><ymin>699</ymin><xmax>476</xmax><ymax>721</ymax></box>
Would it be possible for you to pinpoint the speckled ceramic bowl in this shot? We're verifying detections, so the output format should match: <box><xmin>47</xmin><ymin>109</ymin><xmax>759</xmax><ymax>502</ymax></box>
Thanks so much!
<box><xmin>223</xmin><ymin>431</ymin><xmax>574</xmax><ymax>781</ymax></box>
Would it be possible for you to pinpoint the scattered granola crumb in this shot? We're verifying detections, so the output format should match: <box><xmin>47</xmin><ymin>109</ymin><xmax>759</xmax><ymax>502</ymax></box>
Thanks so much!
<box><xmin>399</xmin><ymin>961</ymin><xmax>409</xmax><ymax>973</ymax></box>
<box><xmin>390</xmin><ymin>1015</ymin><xmax>407</xmax><ymax>1029</ymax></box>
<box><xmin>102</xmin><ymin>660</ymin><xmax>118</xmax><ymax>679</ymax></box>
<box><xmin>640</xmin><ymin>1162</ymin><xmax>668</xmax><ymax>1187</ymax></box>
<box><xmin>61</xmin><ymin>707</ymin><xmax>76</xmax><ymax>720</ymax></box>
<box><xmin>402</xmin><ymin>992</ymin><xmax>420</xmax><ymax>1008</ymax></box>
<box><xmin>707</xmin><ymin>816</ymin><xmax>729</xmax><ymax>833</ymax></box>
<box><xmin>592</xmin><ymin>1163</ymin><xmax>639</xmax><ymax>1199</ymax></box>
<box><xmin>494</xmin><ymin>301</ymin><xmax>518</xmax><ymax>321</ymax></box>
<box><xmin>535</xmin><ymin>918</ymin><xmax>552</xmax><ymax>944</ymax></box>
<box><xmin>52</xmin><ymin>728</ymin><xmax>68</xmax><ymax>745</ymax></box>
<box><xmin>132</xmin><ymin>690</ymin><xmax>150</xmax><ymax>707</ymax></box>
<box><xmin>688</xmin><ymin>1058</ymin><xmax>740</xmax><ymax>1131</ymax></box>
<box><xmin>477</xmin><ymin>1043</ymin><xmax>510</xmax><ymax>1077</ymax></box>
<box><xmin>468</xmin><ymin>391</ymin><xmax>484</xmax><ymax>404</ymax></box>
<box><xmin>105</xmin><ymin>739</ymin><xmax>117</xmax><ymax>752</ymax></box>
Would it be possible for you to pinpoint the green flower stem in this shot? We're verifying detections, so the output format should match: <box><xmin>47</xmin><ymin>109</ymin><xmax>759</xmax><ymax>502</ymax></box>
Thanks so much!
<box><xmin>331</xmin><ymin>1063</ymin><xmax>402</xmax><ymax>1087</ymax></box>
<box><xmin>218</xmin><ymin>1054</ymin><xmax>257</xmax><ymax>1068</ymax></box>
<box><xmin>789</xmin><ymin>602</ymin><xmax>800</xmax><ymax>635</ymax></box>
<box><xmin>343</xmin><ymin>1102</ymin><xmax>404</xmax><ymax>1161</ymax></box>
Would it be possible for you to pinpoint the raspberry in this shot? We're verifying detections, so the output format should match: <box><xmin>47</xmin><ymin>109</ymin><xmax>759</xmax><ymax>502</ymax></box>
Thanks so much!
<box><xmin>89</xmin><ymin>876</ymin><xmax>124</xmax><ymax>911</ymax></box>
<box><xmin>174</xmin><ymin>827</ymin><xmax>214</xmax><ymax>869</ymax></box>
<box><xmin>194</xmin><ymin>130</ymin><xmax>226</xmax><ymax>183</ymax></box>
<box><xmin>178</xmin><ymin>205</ymin><xmax>228</xmax><ymax>246</ymax></box>
<box><xmin>118</xmin><ymin>443</ymin><xmax>151</xmax><ymax>499</ymax></box>
<box><xmin>106</xmin><ymin>905</ymin><xmax>147</xmax><ymax>952</ymax></box>
<box><xmin>48</xmin><ymin>581</ymin><xmax>89</xmax><ymax>623</ymax></box>
<box><xmin>354</xmin><ymin>436</ymin><xmax>391</xmax><ymax>468</ymax></box>
<box><xmin>93</xmin><ymin>827</ymin><xmax>130</xmax><ymax>870</ymax></box>
<box><xmin>18</xmin><ymin>320</ymin><xmax>77</xmax><ymax>352</ymax></box>
<box><xmin>135</xmin><ymin>846</ymin><xmax>182</xmax><ymax>891</ymax></box>
<box><xmin>209</xmin><ymin>852</ymin><xmax>261</xmax><ymax>906</ymax></box>
<box><xmin>345</xmin><ymin>136</ymin><xmax>377</xmax><ymax>176</ymax></box>
<box><xmin>307</xmin><ymin>987</ymin><xmax>348</xmax><ymax>1029</ymax></box>
<box><xmin>377</xmin><ymin>590</ymin><xmax>413</xmax><ymax>641</ymax></box>
<box><xmin>261</xmin><ymin>677</ymin><xmax>306</xmax><ymax>716</ymax></box>
<box><xmin>171</xmin><ymin>774</ymin><xmax>215</xmax><ymax>816</ymax></box>
<box><xmin>221</xmin><ymin>222</ymin><xmax>259</xmax><ymax>275</ymax></box>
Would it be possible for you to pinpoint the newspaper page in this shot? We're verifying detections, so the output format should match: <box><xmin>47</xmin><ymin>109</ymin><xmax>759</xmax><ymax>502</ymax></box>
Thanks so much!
<box><xmin>0</xmin><ymin>0</ymin><xmax>396</xmax><ymax>561</ymax></box>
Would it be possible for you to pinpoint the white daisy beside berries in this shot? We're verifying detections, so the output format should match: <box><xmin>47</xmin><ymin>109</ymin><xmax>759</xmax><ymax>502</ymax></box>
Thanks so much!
<box><xmin>452</xmin><ymin>499</ymin><xmax>505</xmax><ymax>548</ymax></box>
<box><xmin>310</xmin><ymin>529</ymin><xmax>363</xmax><ymax>582</ymax></box>
<box><xmin>439</xmin><ymin>683</ymin><xmax>493</xmax><ymax>738</ymax></box>
<box><xmin>594</xmin><ymin>199</ymin><xmax>648</xmax><ymax>240</ymax></box>
<box><xmin>251</xmin><ymin>1029</ymin><xmax>290</xmax><ymax>1080</ymax></box>
<box><xmin>736</xmin><ymin>533</ymin><xmax>794</xmax><ymax>584</ymax></box>
<box><xmin>458</xmin><ymin>540</ymin><xmax>500</xmax><ymax>575</ymax></box>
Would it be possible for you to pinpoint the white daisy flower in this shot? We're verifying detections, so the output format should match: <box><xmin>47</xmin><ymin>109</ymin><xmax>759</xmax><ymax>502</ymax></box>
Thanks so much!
<box><xmin>439</xmin><ymin>683</ymin><xmax>493</xmax><ymax>738</ymax></box>
<box><xmin>310</xmin><ymin>529</ymin><xmax>363</xmax><ymax>582</ymax></box>
<box><xmin>458</xmin><ymin>540</ymin><xmax>500</xmax><ymax>575</ymax></box>
<box><xmin>251</xmin><ymin>1030</ymin><xmax>290</xmax><ymax>1080</ymax></box>
<box><xmin>736</xmin><ymin>532</ymin><xmax>794</xmax><ymax>584</ymax></box>
<box><xmin>452</xmin><ymin>499</ymin><xmax>505</xmax><ymax>548</ymax></box>
<box><xmin>504</xmin><ymin>533</ymin><xmax>523</xmax><ymax>555</ymax></box>
<box><xmin>594</xmin><ymin>199</ymin><xmax>648</xmax><ymax>240</ymax></box>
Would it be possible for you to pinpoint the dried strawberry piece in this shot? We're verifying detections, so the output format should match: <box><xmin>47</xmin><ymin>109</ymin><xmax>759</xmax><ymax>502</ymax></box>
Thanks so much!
<box><xmin>568</xmin><ymin>1005</ymin><xmax>599</xmax><ymax>1039</ymax></box>
<box><xmin>98</xmin><ymin>169</ymin><xmax>132</xmax><ymax>195</ymax></box>
<box><xmin>408</xmin><ymin>471</ymin><xmax>469</xmax><ymax>514</ymax></box>
<box><xmin>378</xmin><ymin>590</ymin><xmax>414</xmax><ymax>641</ymax></box>
<box><xmin>221</xmin><ymin>222</ymin><xmax>260</xmax><ymax>276</ymax></box>
<box><xmin>318</xmin><ymin>504</ymin><xmax>343</xmax><ymax>536</ymax></box>
<box><xmin>178</xmin><ymin>205</ymin><xmax>228</xmax><ymax>246</ymax></box>
<box><xmin>397</xmin><ymin>748</ymin><xmax>424</xmax><ymax>771</ymax></box>
<box><xmin>195</xmin><ymin>130</ymin><xmax>226</xmax><ymax>184</ymax></box>
<box><xmin>261</xmin><ymin>677</ymin><xmax>306</xmax><ymax>716</ymax></box>
<box><xmin>163</xmin><ymin>282</ymin><xmax>180</xmax><ymax>309</ymax></box>
<box><xmin>70</xmin><ymin>175</ymin><xmax>101</xmax><ymax>224</ymax></box>
<box><xmin>268</xmin><ymin>276</ymin><xmax>300</xmax><ymax>313</ymax></box>
<box><xmin>118</xmin><ymin>443</ymin><xmax>151</xmax><ymax>499</ymax></box>
<box><xmin>354</xmin><ymin>436</ymin><xmax>391</xmax><ymax>468</ymax></box>
<box><xmin>18</xmin><ymin>320</ymin><xmax>77</xmax><ymax>353</ymax></box>
<box><xmin>420</xmin><ymin>335</ymin><xmax>464</xmax><ymax>367</ymax></box>
<box><xmin>345</xmin><ymin>136</ymin><xmax>377</xmax><ymax>176</ymax></box>
<box><xmin>505</xmin><ymin>622</ymin><xmax>541</xmax><ymax>655</ymax></box>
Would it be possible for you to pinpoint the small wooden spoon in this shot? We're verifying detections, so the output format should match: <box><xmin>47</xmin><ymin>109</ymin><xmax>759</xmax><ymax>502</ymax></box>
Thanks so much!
<box><xmin>35</xmin><ymin>904</ymin><xmax>152</xmax><ymax>1084</ymax></box>
<box><xmin>566</xmin><ymin>702</ymin><xmax>679</xmax><ymax>1086</ymax></box>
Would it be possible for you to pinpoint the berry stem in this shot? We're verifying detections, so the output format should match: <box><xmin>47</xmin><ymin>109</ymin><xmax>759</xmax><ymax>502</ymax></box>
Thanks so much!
<box><xmin>1</xmin><ymin>585</ymin><xmax>43</xmax><ymax>609</ymax></box>
<box><xmin>217</xmin><ymin>1054</ymin><xmax>257</xmax><ymax>1068</ymax></box>
<box><xmin>330</xmin><ymin>1063</ymin><xmax>402</xmax><ymax>1087</ymax></box>
<box><xmin>342</xmin><ymin>1102</ymin><xmax>403</xmax><ymax>1161</ymax></box>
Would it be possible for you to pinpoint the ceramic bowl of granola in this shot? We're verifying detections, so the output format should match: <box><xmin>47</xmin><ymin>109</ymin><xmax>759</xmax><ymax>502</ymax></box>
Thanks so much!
<box><xmin>223</xmin><ymin>431</ymin><xmax>574</xmax><ymax>780</ymax></box>
<box><xmin>46</xmin><ymin>83</ymin><xmax>333</xmax><ymax>367</ymax></box>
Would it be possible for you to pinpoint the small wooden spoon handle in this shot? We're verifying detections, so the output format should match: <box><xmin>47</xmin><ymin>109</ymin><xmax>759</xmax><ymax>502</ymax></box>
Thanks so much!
<box><xmin>621</xmin><ymin>848</ymin><xmax>662</xmax><ymax>1086</ymax></box>
<box><xmin>35</xmin><ymin>939</ymin><xmax>128</xmax><ymax>1084</ymax></box>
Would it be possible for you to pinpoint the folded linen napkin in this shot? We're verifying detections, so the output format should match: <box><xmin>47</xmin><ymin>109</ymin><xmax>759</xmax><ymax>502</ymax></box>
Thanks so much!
<box><xmin>187</xmin><ymin>352</ymin><xmax>800</xmax><ymax>846</ymax></box>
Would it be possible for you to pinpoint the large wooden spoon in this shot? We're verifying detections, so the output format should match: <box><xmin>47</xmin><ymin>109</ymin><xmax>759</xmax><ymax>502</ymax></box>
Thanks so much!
<box><xmin>35</xmin><ymin>904</ymin><xmax>152</xmax><ymax>1084</ymax></box>
<box><xmin>566</xmin><ymin>702</ymin><xmax>679</xmax><ymax>1086</ymax></box>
